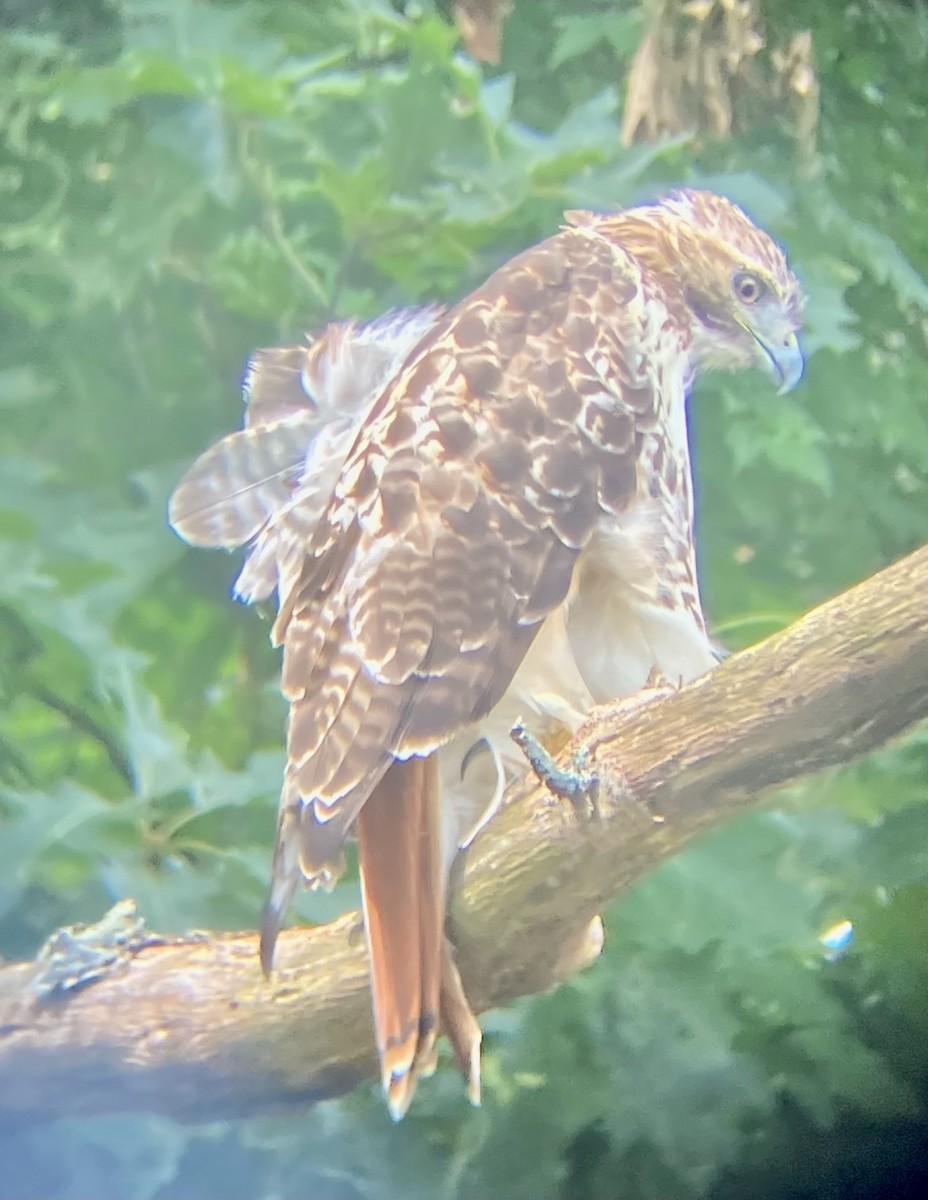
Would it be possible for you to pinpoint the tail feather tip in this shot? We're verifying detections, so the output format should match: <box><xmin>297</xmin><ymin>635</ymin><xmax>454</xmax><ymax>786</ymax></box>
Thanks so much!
<box><xmin>386</xmin><ymin>1070</ymin><xmax>417</xmax><ymax>1123</ymax></box>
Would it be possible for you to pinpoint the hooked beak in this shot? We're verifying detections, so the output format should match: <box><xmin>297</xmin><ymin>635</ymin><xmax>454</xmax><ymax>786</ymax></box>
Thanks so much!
<box><xmin>752</xmin><ymin>328</ymin><xmax>804</xmax><ymax>395</ymax></box>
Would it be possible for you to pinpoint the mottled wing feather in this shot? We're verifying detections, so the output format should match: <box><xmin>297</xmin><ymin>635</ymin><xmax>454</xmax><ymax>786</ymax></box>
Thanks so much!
<box><xmin>232</xmin><ymin>422</ymin><xmax>359</xmax><ymax>605</ymax></box>
<box><xmin>243</xmin><ymin>344</ymin><xmax>315</xmax><ymax>428</ymax></box>
<box><xmin>274</xmin><ymin>228</ymin><xmax>653</xmax><ymax>881</ymax></box>
<box><xmin>169</xmin><ymin>306</ymin><xmax>446</xmax><ymax>605</ymax></box>
<box><xmin>242</xmin><ymin>306</ymin><xmax>443</xmax><ymax>429</ymax></box>
<box><xmin>168</xmin><ymin>410</ymin><xmax>319</xmax><ymax>549</ymax></box>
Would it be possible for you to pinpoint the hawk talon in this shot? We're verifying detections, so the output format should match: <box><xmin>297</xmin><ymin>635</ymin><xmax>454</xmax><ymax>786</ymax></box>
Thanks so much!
<box><xmin>510</xmin><ymin>721</ymin><xmax>601</xmax><ymax>821</ymax></box>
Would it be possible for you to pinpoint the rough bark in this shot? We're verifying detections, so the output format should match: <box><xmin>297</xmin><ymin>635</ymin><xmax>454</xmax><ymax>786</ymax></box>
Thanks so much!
<box><xmin>2</xmin><ymin>544</ymin><xmax>927</xmax><ymax>1123</ymax></box>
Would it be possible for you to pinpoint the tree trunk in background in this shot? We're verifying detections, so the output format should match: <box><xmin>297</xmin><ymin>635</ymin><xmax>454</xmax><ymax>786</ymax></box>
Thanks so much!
<box><xmin>622</xmin><ymin>0</ymin><xmax>819</xmax><ymax>165</ymax></box>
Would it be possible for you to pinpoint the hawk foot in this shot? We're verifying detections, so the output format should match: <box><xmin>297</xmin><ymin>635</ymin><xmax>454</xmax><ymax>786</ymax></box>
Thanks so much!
<box><xmin>510</xmin><ymin>720</ymin><xmax>601</xmax><ymax>821</ymax></box>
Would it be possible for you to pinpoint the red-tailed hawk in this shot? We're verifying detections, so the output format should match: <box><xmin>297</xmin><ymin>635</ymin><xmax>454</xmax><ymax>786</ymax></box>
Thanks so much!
<box><xmin>170</xmin><ymin>189</ymin><xmax>804</xmax><ymax>1120</ymax></box>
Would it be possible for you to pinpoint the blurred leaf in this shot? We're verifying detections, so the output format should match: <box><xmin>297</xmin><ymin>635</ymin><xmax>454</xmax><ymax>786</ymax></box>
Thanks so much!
<box><xmin>551</xmin><ymin>10</ymin><xmax>640</xmax><ymax>69</ymax></box>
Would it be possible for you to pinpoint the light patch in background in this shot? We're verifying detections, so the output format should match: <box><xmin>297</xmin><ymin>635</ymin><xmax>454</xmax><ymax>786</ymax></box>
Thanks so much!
<box><xmin>819</xmin><ymin>918</ymin><xmax>854</xmax><ymax>962</ymax></box>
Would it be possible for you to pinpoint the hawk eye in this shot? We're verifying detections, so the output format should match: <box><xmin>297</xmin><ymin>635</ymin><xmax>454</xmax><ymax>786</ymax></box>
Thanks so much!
<box><xmin>733</xmin><ymin>271</ymin><xmax>766</xmax><ymax>304</ymax></box>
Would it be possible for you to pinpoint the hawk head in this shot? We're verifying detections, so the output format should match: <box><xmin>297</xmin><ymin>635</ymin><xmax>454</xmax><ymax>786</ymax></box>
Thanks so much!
<box><xmin>597</xmin><ymin>188</ymin><xmax>805</xmax><ymax>392</ymax></box>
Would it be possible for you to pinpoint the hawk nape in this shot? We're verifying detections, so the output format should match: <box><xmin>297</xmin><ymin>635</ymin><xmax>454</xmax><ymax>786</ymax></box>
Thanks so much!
<box><xmin>169</xmin><ymin>189</ymin><xmax>804</xmax><ymax>1120</ymax></box>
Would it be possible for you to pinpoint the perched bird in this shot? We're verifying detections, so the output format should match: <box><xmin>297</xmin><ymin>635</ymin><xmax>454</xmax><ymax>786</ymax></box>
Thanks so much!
<box><xmin>169</xmin><ymin>189</ymin><xmax>804</xmax><ymax>1120</ymax></box>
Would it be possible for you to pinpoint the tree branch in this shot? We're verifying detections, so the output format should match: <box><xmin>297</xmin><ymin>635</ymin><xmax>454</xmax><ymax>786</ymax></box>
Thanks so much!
<box><xmin>2</xmin><ymin>544</ymin><xmax>928</xmax><ymax>1122</ymax></box>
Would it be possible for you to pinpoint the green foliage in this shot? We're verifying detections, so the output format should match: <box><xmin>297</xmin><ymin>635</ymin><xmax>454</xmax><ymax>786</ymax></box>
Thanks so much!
<box><xmin>2</xmin><ymin>0</ymin><xmax>928</xmax><ymax>1197</ymax></box>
